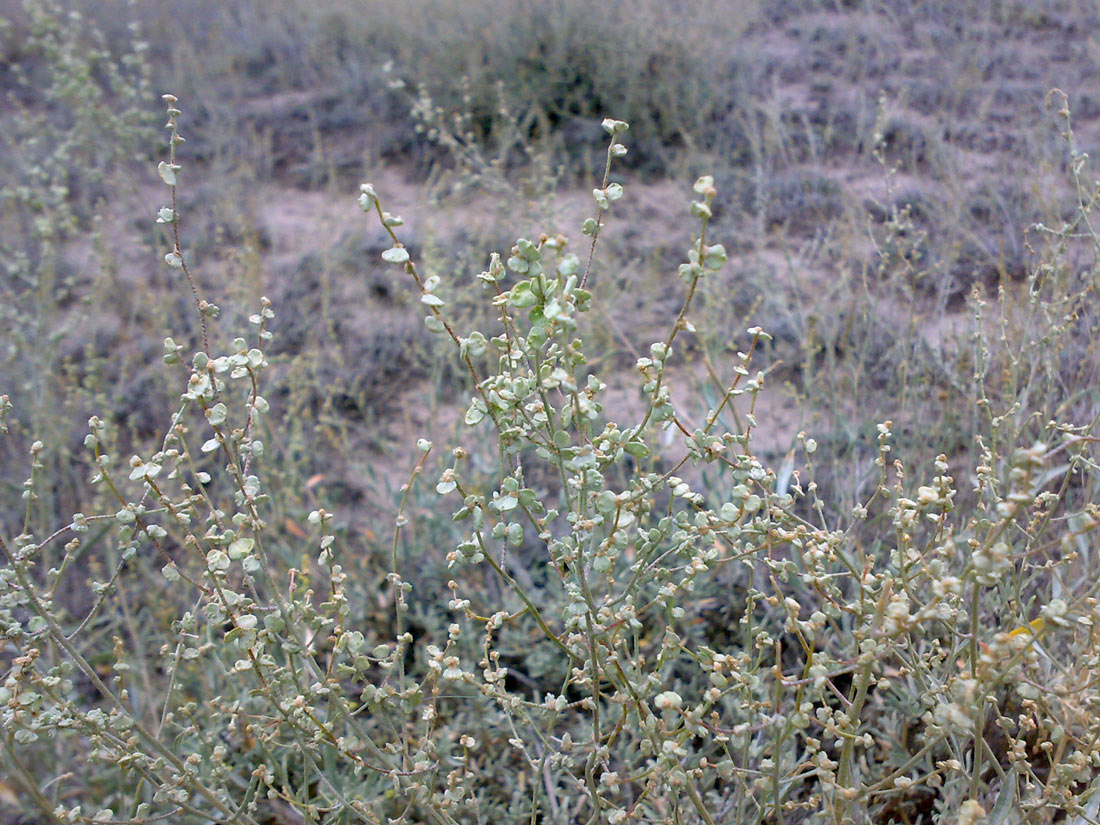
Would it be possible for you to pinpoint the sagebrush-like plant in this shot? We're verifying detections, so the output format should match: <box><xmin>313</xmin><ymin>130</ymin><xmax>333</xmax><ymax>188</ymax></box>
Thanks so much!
<box><xmin>1</xmin><ymin>87</ymin><xmax>1099</xmax><ymax>825</ymax></box>
<box><xmin>0</xmin><ymin>0</ymin><xmax>156</xmax><ymax>537</ymax></box>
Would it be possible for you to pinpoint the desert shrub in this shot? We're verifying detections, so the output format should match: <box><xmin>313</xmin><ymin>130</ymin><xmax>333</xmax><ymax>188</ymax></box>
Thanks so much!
<box><xmin>1</xmin><ymin>81</ymin><xmax>1099</xmax><ymax>825</ymax></box>
<box><xmin>387</xmin><ymin>0</ymin><xmax>761</xmax><ymax>175</ymax></box>
<box><xmin>0</xmin><ymin>0</ymin><xmax>156</xmax><ymax>541</ymax></box>
<box><xmin>76</xmin><ymin>0</ymin><xmax>765</xmax><ymax>185</ymax></box>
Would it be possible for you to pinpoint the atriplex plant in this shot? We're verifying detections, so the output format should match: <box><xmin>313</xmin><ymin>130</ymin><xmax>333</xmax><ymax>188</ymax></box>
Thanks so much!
<box><xmin>1</xmin><ymin>94</ymin><xmax>1099</xmax><ymax>825</ymax></box>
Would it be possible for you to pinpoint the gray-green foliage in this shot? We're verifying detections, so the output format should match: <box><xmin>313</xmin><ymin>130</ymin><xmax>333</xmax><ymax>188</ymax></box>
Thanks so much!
<box><xmin>1</xmin><ymin>0</ymin><xmax>152</xmax><ymax>271</ymax></box>
<box><xmin>0</xmin><ymin>0</ymin><xmax>155</xmax><ymax>536</ymax></box>
<box><xmin>390</xmin><ymin>0</ymin><xmax>757</xmax><ymax>170</ymax></box>
<box><xmin>2</xmin><ymin>91</ymin><xmax>1100</xmax><ymax>825</ymax></box>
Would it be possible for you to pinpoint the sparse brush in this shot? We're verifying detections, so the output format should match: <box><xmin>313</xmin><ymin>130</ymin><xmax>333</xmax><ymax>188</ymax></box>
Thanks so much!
<box><xmin>1</xmin><ymin>80</ymin><xmax>1099</xmax><ymax>825</ymax></box>
<box><xmin>2</xmin><ymin>3</ymin><xmax>1100</xmax><ymax>822</ymax></box>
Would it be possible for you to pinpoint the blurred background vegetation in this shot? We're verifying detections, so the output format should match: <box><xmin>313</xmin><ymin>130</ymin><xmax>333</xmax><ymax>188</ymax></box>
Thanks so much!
<box><xmin>3</xmin><ymin>0</ymin><xmax>1097</xmax><ymax>511</ymax></box>
<box><xmin>3</xmin><ymin>0</ymin><xmax>1098</xmax><ymax>533</ymax></box>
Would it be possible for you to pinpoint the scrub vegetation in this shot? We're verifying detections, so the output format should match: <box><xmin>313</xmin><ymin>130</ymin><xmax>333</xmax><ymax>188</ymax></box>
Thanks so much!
<box><xmin>1</xmin><ymin>1</ymin><xmax>1099</xmax><ymax>823</ymax></box>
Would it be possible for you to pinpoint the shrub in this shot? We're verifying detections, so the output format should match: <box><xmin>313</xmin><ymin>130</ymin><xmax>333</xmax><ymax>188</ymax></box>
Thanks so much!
<box><xmin>2</xmin><ymin>87</ymin><xmax>1100</xmax><ymax>825</ymax></box>
<box><xmin>0</xmin><ymin>0</ymin><xmax>157</xmax><ymax>567</ymax></box>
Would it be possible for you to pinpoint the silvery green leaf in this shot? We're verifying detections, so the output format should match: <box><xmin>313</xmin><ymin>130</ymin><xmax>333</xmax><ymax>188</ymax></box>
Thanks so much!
<box><xmin>492</xmin><ymin>492</ymin><xmax>518</xmax><ymax>511</ymax></box>
<box><xmin>156</xmin><ymin>207</ymin><xmax>174</xmax><ymax>223</ymax></box>
<box><xmin>465</xmin><ymin>398</ymin><xmax>487</xmax><ymax>426</ymax></box>
<box><xmin>509</xmin><ymin>283</ymin><xmax>537</xmax><ymax>308</ymax></box>
<box><xmin>517</xmin><ymin>238</ymin><xmax>540</xmax><ymax>261</ymax></box>
<box><xmin>595</xmin><ymin>490</ymin><xmax>617</xmax><ymax>514</ymax></box>
<box><xmin>558</xmin><ymin>253</ymin><xmax>580</xmax><ymax>277</ymax></box>
<box><xmin>164</xmin><ymin>251</ymin><xmax>182</xmax><ymax>268</ymax></box>
<box><xmin>425</xmin><ymin>315</ymin><xmax>446</xmax><ymax>333</ymax></box>
<box><xmin>693</xmin><ymin>175</ymin><xmax>715</xmax><ymax>194</ymax></box>
<box><xmin>358</xmin><ymin>183</ymin><xmax>376</xmax><ymax>211</ymax></box>
<box><xmin>206</xmin><ymin>403</ymin><xmax>227</xmax><ymax>426</ymax></box>
<box><xmin>421</xmin><ymin>293</ymin><xmax>445</xmax><ymax>307</ymax></box>
<box><xmin>382</xmin><ymin>247</ymin><xmax>409</xmax><ymax>264</ymax></box>
<box><xmin>206</xmin><ymin>549</ymin><xmax>230</xmax><ymax>572</ymax></box>
<box><xmin>227</xmin><ymin>538</ymin><xmax>254</xmax><ymax>560</ymax></box>
<box><xmin>746</xmin><ymin>326</ymin><xmax>772</xmax><ymax>341</ymax></box>
<box><xmin>679</xmin><ymin>262</ymin><xmax>702</xmax><ymax>282</ymax></box>
<box><xmin>507</xmin><ymin>522</ymin><xmax>523</xmax><ymax>546</ymax></box>
<box><xmin>157</xmin><ymin>161</ymin><xmax>177</xmax><ymax>186</ymax></box>
<box><xmin>703</xmin><ymin>243</ymin><xmax>727</xmax><ymax>270</ymax></box>
<box><xmin>987</xmin><ymin>767</ymin><xmax>1021</xmax><ymax>825</ymax></box>
<box><xmin>465</xmin><ymin>331</ymin><xmax>487</xmax><ymax>357</ymax></box>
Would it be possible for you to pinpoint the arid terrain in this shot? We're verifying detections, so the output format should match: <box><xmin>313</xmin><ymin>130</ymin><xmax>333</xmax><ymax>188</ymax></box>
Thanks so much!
<box><xmin>2</xmin><ymin>1</ymin><xmax>1100</xmax><ymax>822</ymax></box>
